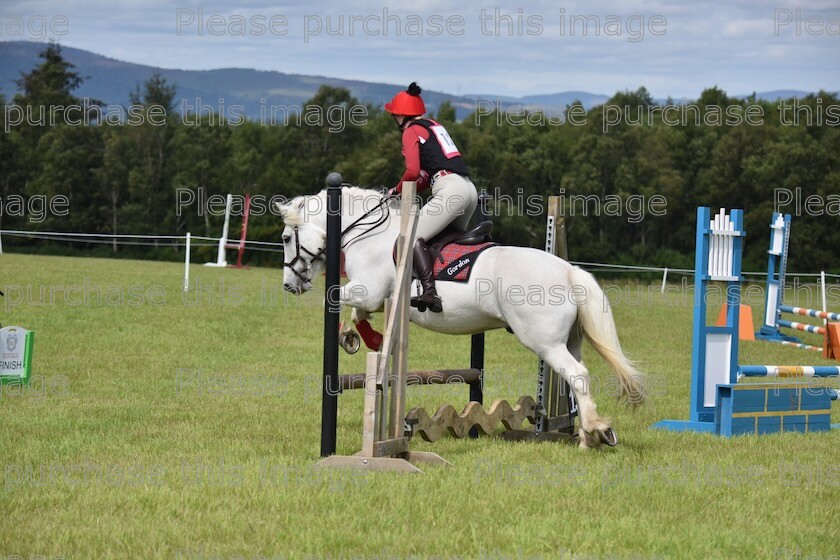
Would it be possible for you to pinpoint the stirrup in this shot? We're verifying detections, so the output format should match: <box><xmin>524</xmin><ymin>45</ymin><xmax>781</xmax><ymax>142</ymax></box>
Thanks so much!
<box><xmin>411</xmin><ymin>293</ymin><xmax>442</xmax><ymax>313</ymax></box>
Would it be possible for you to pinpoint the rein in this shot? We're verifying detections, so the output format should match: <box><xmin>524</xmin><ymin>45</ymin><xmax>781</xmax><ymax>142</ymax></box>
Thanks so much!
<box><xmin>339</xmin><ymin>194</ymin><xmax>394</xmax><ymax>250</ymax></box>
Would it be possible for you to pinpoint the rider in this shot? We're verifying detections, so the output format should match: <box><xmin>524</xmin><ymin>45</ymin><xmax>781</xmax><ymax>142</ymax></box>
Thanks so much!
<box><xmin>385</xmin><ymin>82</ymin><xmax>478</xmax><ymax>313</ymax></box>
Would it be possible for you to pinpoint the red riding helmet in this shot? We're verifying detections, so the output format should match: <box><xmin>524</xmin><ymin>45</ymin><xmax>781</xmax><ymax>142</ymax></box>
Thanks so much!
<box><xmin>384</xmin><ymin>82</ymin><xmax>426</xmax><ymax>116</ymax></box>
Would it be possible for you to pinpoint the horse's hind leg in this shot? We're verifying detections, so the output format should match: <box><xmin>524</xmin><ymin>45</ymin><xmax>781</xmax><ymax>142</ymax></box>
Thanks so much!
<box><xmin>564</xmin><ymin>321</ymin><xmax>583</xmax><ymax>431</ymax></box>
<box><xmin>567</xmin><ymin>319</ymin><xmax>583</xmax><ymax>363</ymax></box>
<box><xmin>540</xmin><ymin>344</ymin><xmax>613</xmax><ymax>449</ymax></box>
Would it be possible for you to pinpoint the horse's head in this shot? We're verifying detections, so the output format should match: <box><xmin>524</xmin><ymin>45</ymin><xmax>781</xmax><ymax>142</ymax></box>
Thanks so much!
<box><xmin>275</xmin><ymin>194</ymin><xmax>327</xmax><ymax>294</ymax></box>
<box><xmin>276</xmin><ymin>186</ymin><xmax>393</xmax><ymax>293</ymax></box>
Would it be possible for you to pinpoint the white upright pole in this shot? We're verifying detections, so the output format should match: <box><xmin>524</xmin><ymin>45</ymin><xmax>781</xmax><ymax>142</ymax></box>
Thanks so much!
<box><xmin>205</xmin><ymin>194</ymin><xmax>233</xmax><ymax>267</ymax></box>
<box><xmin>821</xmin><ymin>271</ymin><xmax>827</xmax><ymax>326</ymax></box>
<box><xmin>184</xmin><ymin>233</ymin><xmax>191</xmax><ymax>292</ymax></box>
<box><xmin>216</xmin><ymin>194</ymin><xmax>233</xmax><ymax>266</ymax></box>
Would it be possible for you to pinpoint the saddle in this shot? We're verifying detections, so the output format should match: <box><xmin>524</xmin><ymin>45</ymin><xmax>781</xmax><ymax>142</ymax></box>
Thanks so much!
<box><xmin>427</xmin><ymin>221</ymin><xmax>493</xmax><ymax>263</ymax></box>
<box><xmin>392</xmin><ymin>221</ymin><xmax>496</xmax><ymax>283</ymax></box>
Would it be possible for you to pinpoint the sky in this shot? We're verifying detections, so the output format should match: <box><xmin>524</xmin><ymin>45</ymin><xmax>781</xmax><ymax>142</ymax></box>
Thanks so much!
<box><xmin>0</xmin><ymin>0</ymin><xmax>838</xmax><ymax>99</ymax></box>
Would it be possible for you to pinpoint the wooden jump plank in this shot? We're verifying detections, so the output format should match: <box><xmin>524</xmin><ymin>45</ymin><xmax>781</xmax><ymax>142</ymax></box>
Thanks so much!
<box><xmin>340</xmin><ymin>368</ymin><xmax>482</xmax><ymax>390</ymax></box>
<box><xmin>405</xmin><ymin>396</ymin><xmax>539</xmax><ymax>442</ymax></box>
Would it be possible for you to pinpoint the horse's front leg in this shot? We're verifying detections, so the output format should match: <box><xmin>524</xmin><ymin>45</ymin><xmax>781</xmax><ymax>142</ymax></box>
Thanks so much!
<box><xmin>337</xmin><ymin>316</ymin><xmax>362</xmax><ymax>354</ymax></box>
<box><xmin>339</xmin><ymin>282</ymin><xmax>386</xmax><ymax>352</ymax></box>
<box><xmin>338</xmin><ymin>280</ymin><xmax>386</xmax><ymax>313</ymax></box>
<box><xmin>336</xmin><ymin>306</ymin><xmax>378</xmax><ymax>354</ymax></box>
<box><xmin>348</xmin><ymin>306</ymin><xmax>383</xmax><ymax>351</ymax></box>
<box><xmin>350</xmin><ymin>306</ymin><xmax>372</xmax><ymax>324</ymax></box>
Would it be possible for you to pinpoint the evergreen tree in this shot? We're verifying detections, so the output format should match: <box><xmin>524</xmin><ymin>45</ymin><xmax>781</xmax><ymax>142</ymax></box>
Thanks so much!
<box><xmin>125</xmin><ymin>72</ymin><xmax>178</xmax><ymax>239</ymax></box>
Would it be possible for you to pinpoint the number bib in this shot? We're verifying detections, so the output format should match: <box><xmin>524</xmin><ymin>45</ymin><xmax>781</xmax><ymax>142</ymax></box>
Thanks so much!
<box><xmin>429</xmin><ymin>125</ymin><xmax>461</xmax><ymax>159</ymax></box>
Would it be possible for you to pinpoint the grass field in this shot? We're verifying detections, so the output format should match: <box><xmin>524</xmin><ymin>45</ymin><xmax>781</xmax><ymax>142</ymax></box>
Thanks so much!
<box><xmin>1</xmin><ymin>253</ymin><xmax>838</xmax><ymax>559</ymax></box>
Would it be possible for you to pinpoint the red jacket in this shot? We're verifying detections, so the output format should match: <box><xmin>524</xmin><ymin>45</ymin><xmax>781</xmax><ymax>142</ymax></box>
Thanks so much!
<box><xmin>397</xmin><ymin>123</ymin><xmax>431</xmax><ymax>193</ymax></box>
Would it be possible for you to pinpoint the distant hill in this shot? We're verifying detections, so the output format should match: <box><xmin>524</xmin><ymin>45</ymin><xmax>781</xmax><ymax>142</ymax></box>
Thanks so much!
<box><xmin>0</xmin><ymin>41</ymin><xmax>827</xmax><ymax>121</ymax></box>
<box><xmin>0</xmin><ymin>41</ymin><xmax>485</xmax><ymax>119</ymax></box>
<box><xmin>734</xmin><ymin>90</ymin><xmax>813</xmax><ymax>101</ymax></box>
<box><xmin>521</xmin><ymin>91</ymin><xmax>611</xmax><ymax>110</ymax></box>
<box><xmin>464</xmin><ymin>91</ymin><xmax>610</xmax><ymax>113</ymax></box>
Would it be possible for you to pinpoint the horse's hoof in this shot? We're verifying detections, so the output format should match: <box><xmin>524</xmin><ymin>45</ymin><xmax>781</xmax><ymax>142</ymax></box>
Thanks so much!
<box><xmin>338</xmin><ymin>330</ymin><xmax>361</xmax><ymax>354</ymax></box>
<box><xmin>598</xmin><ymin>428</ymin><xmax>618</xmax><ymax>447</ymax></box>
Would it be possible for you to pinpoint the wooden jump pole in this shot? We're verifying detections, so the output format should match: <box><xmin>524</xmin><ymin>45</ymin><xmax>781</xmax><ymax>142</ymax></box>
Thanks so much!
<box><xmin>542</xmin><ymin>196</ymin><xmax>576</xmax><ymax>435</ymax></box>
<box><xmin>500</xmin><ymin>195</ymin><xmax>577</xmax><ymax>441</ymax></box>
<box><xmin>317</xmin><ymin>180</ymin><xmax>450</xmax><ymax>472</ymax></box>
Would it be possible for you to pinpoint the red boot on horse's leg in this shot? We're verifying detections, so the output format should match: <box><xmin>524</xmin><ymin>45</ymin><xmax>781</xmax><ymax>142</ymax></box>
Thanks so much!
<box><xmin>411</xmin><ymin>238</ymin><xmax>442</xmax><ymax>313</ymax></box>
<box><xmin>354</xmin><ymin>319</ymin><xmax>383</xmax><ymax>351</ymax></box>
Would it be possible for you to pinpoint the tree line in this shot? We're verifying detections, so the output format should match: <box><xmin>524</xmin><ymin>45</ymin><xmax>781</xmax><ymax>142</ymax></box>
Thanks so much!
<box><xmin>1</xmin><ymin>43</ymin><xmax>838</xmax><ymax>275</ymax></box>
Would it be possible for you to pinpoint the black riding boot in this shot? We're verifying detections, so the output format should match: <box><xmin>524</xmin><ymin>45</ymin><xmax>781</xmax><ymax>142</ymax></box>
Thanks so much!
<box><xmin>411</xmin><ymin>238</ymin><xmax>443</xmax><ymax>313</ymax></box>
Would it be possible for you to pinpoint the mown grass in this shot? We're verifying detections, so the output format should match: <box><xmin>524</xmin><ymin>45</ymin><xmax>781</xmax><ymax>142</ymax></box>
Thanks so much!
<box><xmin>0</xmin><ymin>253</ymin><xmax>837</xmax><ymax>559</ymax></box>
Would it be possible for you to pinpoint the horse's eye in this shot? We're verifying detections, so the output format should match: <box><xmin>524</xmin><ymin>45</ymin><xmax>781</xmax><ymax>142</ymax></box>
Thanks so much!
<box><xmin>282</xmin><ymin>235</ymin><xmax>291</xmax><ymax>243</ymax></box>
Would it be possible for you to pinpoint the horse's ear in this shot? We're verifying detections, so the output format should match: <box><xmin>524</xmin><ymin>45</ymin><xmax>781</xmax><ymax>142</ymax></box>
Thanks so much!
<box><xmin>274</xmin><ymin>201</ymin><xmax>289</xmax><ymax>219</ymax></box>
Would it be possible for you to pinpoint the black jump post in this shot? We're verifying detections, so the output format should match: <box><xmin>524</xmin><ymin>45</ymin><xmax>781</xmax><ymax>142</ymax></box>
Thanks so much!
<box><xmin>320</xmin><ymin>172</ymin><xmax>343</xmax><ymax>457</ymax></box>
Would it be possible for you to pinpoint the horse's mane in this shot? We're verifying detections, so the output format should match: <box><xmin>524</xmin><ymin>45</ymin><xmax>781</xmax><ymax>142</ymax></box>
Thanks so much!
<box><xmin>332</xmin><ymin>185</ymin><xmax>386</xmax><ymax>202</ymax></box>
<box><xmin>279</xmin><ymin>195</ymin><xmax>310</xmax><ymax>226</ymax></box>
<box><xmin>280</xmin><ymin>186</ymin><xmax>389</xmax><ymax>226</ymax></box>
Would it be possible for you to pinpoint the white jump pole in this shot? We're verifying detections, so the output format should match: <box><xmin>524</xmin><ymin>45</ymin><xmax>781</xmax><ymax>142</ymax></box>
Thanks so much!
<box><xmin>205</xmin><ymin>194</ymin><xmax>233</xmax><ymax>267</ymax></box>
<box><xmin>184</xmin><ymin>232</ymin><xmax>191</xmax><ymax>292</ymax></box>
<box><xmin>821</xmin><ymin>271</ymin><xmax>827</xmax><ymax>326</ymax></box>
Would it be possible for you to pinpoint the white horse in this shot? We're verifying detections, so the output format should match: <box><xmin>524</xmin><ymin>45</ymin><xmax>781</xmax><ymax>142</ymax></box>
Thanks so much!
<box><xmin>276</xmin><ymin>187</ymin><xmax>645</xmax><ymax>448</ymax></box>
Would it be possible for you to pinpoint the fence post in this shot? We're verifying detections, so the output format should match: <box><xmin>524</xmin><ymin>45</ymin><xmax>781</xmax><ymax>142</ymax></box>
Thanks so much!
<box><xmin>321</xmin><ymin>175</ymin><xmax>343</xmax><ymax>457</ymax></box>
<box><xmin>183</xmin><ymin>233</ymin><xmax>191</xmax><ymax>292</ymax></box>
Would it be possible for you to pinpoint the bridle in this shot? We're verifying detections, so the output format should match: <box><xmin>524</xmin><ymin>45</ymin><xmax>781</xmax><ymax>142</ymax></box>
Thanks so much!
<box><xmin>284</xmin><ymin>191</ymin><xmax>395</xmax><ymax>284</ymax></box>
<box><xmin>284</xmin><ymin>224</ymin><xmax>326</xmax><ymax>284</ymax></box>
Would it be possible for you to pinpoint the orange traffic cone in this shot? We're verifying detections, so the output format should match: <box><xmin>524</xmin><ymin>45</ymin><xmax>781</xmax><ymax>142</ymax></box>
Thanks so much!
<box><xmin>715</xmin><ymin>303</ymin><xmax>756</xmax><ymax>341</ymax></box>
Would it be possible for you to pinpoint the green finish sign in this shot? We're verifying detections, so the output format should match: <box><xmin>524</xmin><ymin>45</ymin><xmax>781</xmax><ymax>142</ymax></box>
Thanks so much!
<box><xmin>0</xmin><ymin>326</ymin><xmax>35</xmax><ymax>385</ymax></box>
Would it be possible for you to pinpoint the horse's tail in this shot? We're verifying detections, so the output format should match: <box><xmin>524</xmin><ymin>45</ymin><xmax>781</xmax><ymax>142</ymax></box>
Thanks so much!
<box><xmin>568</xmin><ymin>266</ymin><xmax>646</xmax><ymax>406</ymax></box>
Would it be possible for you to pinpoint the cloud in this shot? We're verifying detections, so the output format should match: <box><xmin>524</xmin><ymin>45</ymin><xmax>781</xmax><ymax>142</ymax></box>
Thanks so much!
<box><xmin>720</xmin><ymin>18</ymin><xmax>775</xmax><ymax>38</ymax></box>
<box><xmin>0</xmin><ymin>0</ymin><xmax>836</xmax><ymax>98</ymax></box>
